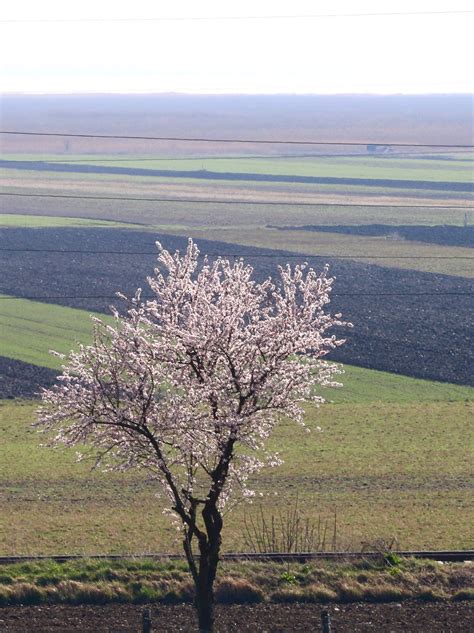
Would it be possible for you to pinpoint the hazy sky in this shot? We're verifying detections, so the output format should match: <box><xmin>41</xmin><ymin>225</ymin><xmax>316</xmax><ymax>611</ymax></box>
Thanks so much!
<box><xmin>1</xmin><ymin>0</ymin><xmax>473</xmax><ymax>94</ymax></box>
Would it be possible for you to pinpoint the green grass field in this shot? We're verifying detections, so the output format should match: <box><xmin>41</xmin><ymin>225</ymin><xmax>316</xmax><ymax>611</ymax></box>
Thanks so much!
<box><xmin>0</xmin><ymin>296</ymin><xmax>113</xmax><ymax>369</ymax></box>
<box><xmin>0</xmin><ymin>294</ymin><xmax>473</xmax><ymax>554</ymax></box>
<box><xmin>3</xmin><ymin>153</ymin><xmax>473</xmax><ymax>182</ymax></box>
<box><xmin>0</xmin><ymin>394</ymin><xmax>472</xmax><ymax>555</ymax></box>
<box><xmin>0</xmin><ymin>214</ymin><xmax>136</xmax><ymax>229</ymax></box>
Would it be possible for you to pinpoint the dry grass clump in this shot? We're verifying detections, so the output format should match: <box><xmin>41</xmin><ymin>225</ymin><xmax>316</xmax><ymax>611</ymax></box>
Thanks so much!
<box><xmin>416</xmin><ymin>586</ymin><xmax>449</xmax><ymax>601</ymax></box>
<box><xmin>8</xmin><ymin>582</ymin><xmax>45</xmax><ymax>605</ymax></box>
<box><xmin>53</xmin><ymin>580</ymin><xmax>131</xmax><ymax>604</ymax></box>
<box><xmin>215</xmin><ymin>577</ymin><xmax>264</xmax><ymax>604</ymax></box>
<box><xmin>0</xmin><ymin>585</ymin><xmax>12</xmax><ymax>606</ymax></box>
<box><xmin>336</xmin><ymin>581</ymin><xmax>366</xmax><ymax>602</ymax></box>
<box><xmin>271</xmin><ymin>584</ymin><xmax>337</xmax><ymax>604</ymax></box>
<box><xmin>452</xmin><ymin>588</ymin><xmax>474</xmax><ymax>601</ymax></box>
<box><xmin>301</xmin><ymin>584</ymin><xmax>338</xmax><ymax>603</ymax></box>
<box><xmin>270</xmin><ymin>587</ymin><xmax>305</xmax><ymax>603</ymax></box>
<box><xmin>358</xmin><ymin>583</ymin><xmax>411</xmax><ymax>602</ymax></box>
<box><xmin>162</xmin><ymin>580</ymin><xmax>194</xmax><ymax>604</ymax></box>
<box><xmin>445</xmin><ymin>566</ymin><xmax>474</xmax><ymax>589</ymax></box>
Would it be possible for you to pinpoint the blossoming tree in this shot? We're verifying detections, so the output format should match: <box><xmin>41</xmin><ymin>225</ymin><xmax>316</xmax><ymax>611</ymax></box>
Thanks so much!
<box><xmin>38</xmin><ymin>239</ymin><xmax>348</xmax><ymax>632</ymax></box>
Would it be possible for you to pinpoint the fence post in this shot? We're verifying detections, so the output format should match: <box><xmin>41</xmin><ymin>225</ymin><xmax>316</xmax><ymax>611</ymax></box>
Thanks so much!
<box><xmin>142</xmin><ymin>607</ymin><xmax>152</xmax><ymax>633</ymax></box>
<box><xmin>321</xmin><ymin>610</ymin><xmax>331</xmax><ymax>633</ymax></box>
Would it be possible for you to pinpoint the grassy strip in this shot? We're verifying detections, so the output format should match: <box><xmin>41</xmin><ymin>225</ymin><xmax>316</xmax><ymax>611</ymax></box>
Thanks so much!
<box><xmin>0</xmin><ymin>558</ymin><xmax>471</xmax><ymax>606</ymax></box>
<box><xmin>0</xmin><ymin>297</ymin><xmax>113</xmax><ymax>370</ymax></box>
<box><xmin>0</xmin><ymin>214</ymin><xmax>137</xmax><ymax>228</ymax></box>
<box><xmin>319</xmin><ymin>365</ymin><xmax>474</xmax><ymax>404</ymax></box>
<box><xmin>2</xmin><ymin>154</ymin><xmax>472</xmax><ymax>182</ymax></box>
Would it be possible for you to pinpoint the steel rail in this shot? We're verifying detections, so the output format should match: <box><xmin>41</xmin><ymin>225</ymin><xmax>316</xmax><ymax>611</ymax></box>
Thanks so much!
<box><xmin>0</xmin><ymin>550</ymin><xmax>472</xmax><ymax>565</ymax></box>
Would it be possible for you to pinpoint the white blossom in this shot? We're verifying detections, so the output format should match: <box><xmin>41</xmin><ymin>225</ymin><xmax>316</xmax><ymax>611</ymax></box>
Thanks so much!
<box><xmin>37</xmin><ymin>238</ymin><xmax>350</xmax><ymax>629</ymax></box>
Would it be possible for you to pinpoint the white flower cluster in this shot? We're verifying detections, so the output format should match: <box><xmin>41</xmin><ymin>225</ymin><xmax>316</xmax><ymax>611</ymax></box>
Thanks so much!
<box><xmin>38</xmin><ymin>238</ymin><xmax>348</xmax><ymax>532</ymax></box>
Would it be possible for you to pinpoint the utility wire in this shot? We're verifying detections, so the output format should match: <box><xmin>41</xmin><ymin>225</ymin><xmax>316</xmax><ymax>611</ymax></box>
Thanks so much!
<box><xmin>0</xmin><ymin>292</ymin><xmax>474</xmax><ymax>301</ymax></box>
<box><xmin>1</xmin><ymin>131</ymin><xmax>472</xmax><ymax>148</ymax></box>
<box><xmin>1</xmin><ymin>192</ymin><xmax>471</xmax><ymax>210</ymax></box>
<box><xmin>0</xmin><ymin>248</ymin><xmax>472</xmax><ymax>260</ymax></box>
<box><xmin>0</xmin><ymin>292</ymin><xmax>472</xmax><ymax>300</ymax></box>
<box><xmin>1</xmin><ymin>10</ymin><xmax>473</xmax><ymax>23</ymax></box>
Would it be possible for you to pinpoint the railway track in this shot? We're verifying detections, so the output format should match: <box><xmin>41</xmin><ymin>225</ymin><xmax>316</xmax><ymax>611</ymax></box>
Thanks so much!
<box><xmin>0</xmin><ymin>550</ymin><xmax>472</xmax><ymax>565</ymax></box>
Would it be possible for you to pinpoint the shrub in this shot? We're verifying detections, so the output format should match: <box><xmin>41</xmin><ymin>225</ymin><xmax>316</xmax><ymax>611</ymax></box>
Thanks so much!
<box><xmin>280</xmin><ymin>571</ymin><xmax>297</xmax><ymax>585</ymax></box>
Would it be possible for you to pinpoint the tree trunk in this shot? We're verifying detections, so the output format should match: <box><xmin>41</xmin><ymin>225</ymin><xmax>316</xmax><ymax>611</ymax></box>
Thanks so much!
<box><xmin>196</xmin><ymin>571</ymin><xmax>214</xmax><ymax>633</ymax></box>
<box><xmin>195</xmin><ymin>538</ymin><xmax>220</xmax><ymax>632</ymax></box>
<box><xmin>194</xmin><ymin>503</ymin><xmax>223</xmax><ymax>632</ymax></box>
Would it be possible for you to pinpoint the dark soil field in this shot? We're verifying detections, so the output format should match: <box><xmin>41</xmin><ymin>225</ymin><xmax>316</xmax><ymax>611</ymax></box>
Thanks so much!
<box><xmin>0</xmin><ymin>357</ymin><xmax>58</xmax><ymax>399</ymax></box>
<box><xmin>1</xmin><ymin>228</ymin><xmax>473</xmax><ymax>389</ymax></box>
<box><xmin>1</xmin><ymin>160</ymin><xmax>472</xmax><ymax>193</ymax></box>
<box><xmin>0</xmin><ymin>601</ymin><xmax>472</xmax><ymax>632</ymax></box>
<box><xmin>272</xmin><ymin>224</ymin><xmax>474</xmax><ymax>248</ymax></box>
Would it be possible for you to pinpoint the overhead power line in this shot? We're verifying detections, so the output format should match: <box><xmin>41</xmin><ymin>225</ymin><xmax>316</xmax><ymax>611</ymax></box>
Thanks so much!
<box><xmin>0</xmin><ymin>292</ymin><xmax>472</xmax><ymax>300</ymax></box>
<box><xmin>1</xmin><ymin>131</ymin><xmax>472</xmax><ymax>148</ymax></box>
<box><xmin>0</xmin><ymin>248</ymin><xmax>472</xmax><ymax>260</ymax></box>
<box><xmin>1</xmin><ymin>192</ymin><xmax>471</xmax><ymax>210</ymax></box>
<box><xmin>1</xmin><ymin>10</ymin><xmax>472</xmax><ymax>23</ymax></box>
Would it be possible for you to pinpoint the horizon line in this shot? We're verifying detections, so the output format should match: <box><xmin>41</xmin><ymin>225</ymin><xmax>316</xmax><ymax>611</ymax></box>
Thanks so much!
<box><xmin>2</xmin><ymin>90</ymin><xmax>474</xmax><ymax>97</ymax></box>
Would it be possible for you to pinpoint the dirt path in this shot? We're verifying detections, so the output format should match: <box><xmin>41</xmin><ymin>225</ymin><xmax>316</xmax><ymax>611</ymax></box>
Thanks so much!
<box><xmin>0</xmin><ymin>601</ymin><xmax>472</xmax><ymax>632</ymax></box>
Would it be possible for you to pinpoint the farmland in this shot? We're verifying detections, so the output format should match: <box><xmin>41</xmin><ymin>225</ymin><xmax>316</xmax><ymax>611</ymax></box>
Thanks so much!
<box><xmin>2</xmin><ymin>157</ymin><xmax>473</xmax><ymax>191</ymax></box>
<box><xmin>0</xmin><ymin>93</ymin><xmax>473</xmax><ymax>562</ymax></box>
<box><xmin>0</xmin><ymin>296</ymin><xmax>112</xmax><ymax>370</ymax></box>
<box><xmin>1</xmin><ymin>229</ymin><xmax>472</xmax><ymax>385</ymax></box>
<box><xmin>2</xmin><ymin>153</ymin><xmax>474</xmax><ymax>182</ymax></box>
<box><xmin>1</xmin><ymin>288</ymin><xmax>472</xmax><ymax>402</ymax></box>
<box><xmin>0</xmin><ymin>387</ymin><xmax>472</xmax><ymax>555</ymax></box>
<box><xmin>0</xmin><ymin>214</ymin><xmax>134</xmax><ymax>228</ymax></box>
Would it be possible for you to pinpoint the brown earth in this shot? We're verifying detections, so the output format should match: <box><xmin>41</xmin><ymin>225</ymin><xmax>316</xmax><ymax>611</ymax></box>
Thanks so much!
<box><xmin>1</xmin><ymin>228</ymin><xmax>473</xmax><ymax>388</ymax></box>
<box><xmin>0</xmin><ymin>601</ymin><xmax>472</xmax><ymax>632</ymax></box>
